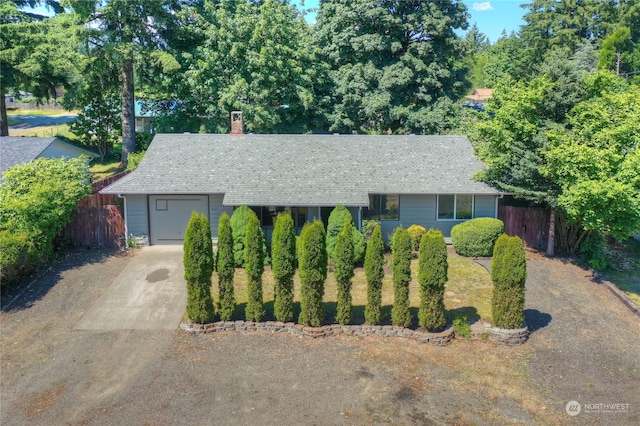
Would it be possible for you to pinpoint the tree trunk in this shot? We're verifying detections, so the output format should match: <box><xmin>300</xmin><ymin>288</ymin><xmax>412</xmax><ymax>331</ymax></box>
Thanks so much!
<box><xmin>546</xmin><ymin>208</ymin><xmax>555</xmax><ymax>257</ymax></box>
<box><xmin>616</xmin><ymin>51</ymin><xmax>621</xmax><ymax>76</ymax></box>
<box><xmin>0</xmin><ymin>85</ymin><xmax>8</xmax><ymax>137</ymax></box>
<box><xmin>120</xmin><ymin>54</ymin><xmax>136</xmax><ymax>168</ymax></box>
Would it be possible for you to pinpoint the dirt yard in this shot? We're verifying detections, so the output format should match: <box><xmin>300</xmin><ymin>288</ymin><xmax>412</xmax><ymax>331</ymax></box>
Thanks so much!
<box><xmin>1</xmin><ymin>248</ymin><xmax>638</xmax><ymax>425</ymax></box>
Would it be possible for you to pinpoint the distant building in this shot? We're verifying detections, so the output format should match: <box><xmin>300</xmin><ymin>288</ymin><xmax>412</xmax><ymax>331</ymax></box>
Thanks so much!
<box><xmin>464</xmin><ymin>88</ymin><xmax>494</xmax><ymax>110</ymax></box>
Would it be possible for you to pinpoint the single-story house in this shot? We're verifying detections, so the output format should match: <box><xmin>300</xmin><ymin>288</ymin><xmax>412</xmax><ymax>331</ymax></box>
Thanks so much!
<box><xmin>101</xmin><ymin>134</ymin><xmax>501</xmax><ymax>245</ymax></box>
<box><xmin>0</xmin><ymin>136</ymin><xmax>98</xmax><ymax>177</ymax></box>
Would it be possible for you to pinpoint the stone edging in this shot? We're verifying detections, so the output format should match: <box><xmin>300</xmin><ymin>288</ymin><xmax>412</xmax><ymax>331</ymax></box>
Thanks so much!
<box><xmin>487</xmin><ymin>323</ymin><xmax>529</xmax><ymax>346</ymax></box>
<box><xmin>601</xmin><ymin>281</ymin><xmax>640</xmax><ymax>318</ymax></box>
<box><xmin>180</xmin><ymin>321</ymin><xmax>454</xmax><ymax>346</ymax></box>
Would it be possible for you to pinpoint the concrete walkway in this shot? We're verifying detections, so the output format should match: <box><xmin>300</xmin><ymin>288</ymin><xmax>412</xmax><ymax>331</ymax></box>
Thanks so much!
<box><xmin>75</xmin><ymin>246</ymin><xmax>186</xmax><ymax>330</ymax></box>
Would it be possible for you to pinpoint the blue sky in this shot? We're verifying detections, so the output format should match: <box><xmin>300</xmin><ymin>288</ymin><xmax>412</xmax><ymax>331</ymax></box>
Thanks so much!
<box><xmin>296</xmin><ymin>0</ymin><xmax>526</xmax><ymax>44</ymax></box>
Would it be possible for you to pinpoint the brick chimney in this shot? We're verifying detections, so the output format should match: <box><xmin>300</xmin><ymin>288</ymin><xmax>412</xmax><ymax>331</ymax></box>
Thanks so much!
<box><xmin>231</xmin><ymin>111</ymin><xmax>243</xmax><ymax>135</ymax></box>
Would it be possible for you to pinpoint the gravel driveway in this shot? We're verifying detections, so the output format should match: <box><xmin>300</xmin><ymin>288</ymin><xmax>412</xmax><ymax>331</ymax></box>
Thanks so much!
<box><xmin>1</xmin><ymin>248</ymin><xmax>638</xmax><ymax>425</ymax></box>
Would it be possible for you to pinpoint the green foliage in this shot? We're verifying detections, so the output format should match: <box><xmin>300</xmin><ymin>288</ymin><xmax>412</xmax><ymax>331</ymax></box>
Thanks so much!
<box><xmin>0</xmin><ymin>230</ymin><xmax>39</xmax><ymax>286</ymax></box>
<box><xmin>326</xmin><ymin>205</ymin><xmax>365</xmax><ymax>264</ymax></box>
<box><xmin>298</xmin><ymin>220</ymin><xmax>327</xmax><ymax>326</ymax></box>
<box><xmin>216</xmin><ymin>212</ymin><xmax>235</xmax><ymax>321</ymax></box>
<box><xmin>244</xmin><ymin>214</ymin><xmax>265</xmax><ymax>322</ymax></box>
<box><xmin>579</xmin><ymin>232</ymin><xmax>609</xmax><ymax>271</ymax></box>
<box><xmin>452</xmin><ymin>313</ymin><xmax>471</xmax><ymax>339</ymax></box>
<box><xmin>361</xmin><ymin>219</ymin><xmax>380</xmax><ymax>242</ymax></box>
<box><xmin>417</xmin><ymin>229</ymin><xmax>448</xmax><ymax>332</ymax></box>
<box><xmin>364</xmin><ymin>223</ymin><xmax>385</xmax><ymax>325</ymax></box>
<box><xmin>491</xmin><ymin>234</ymin><xmax>527</xmax><ymax>329</ymax></box>
<box><xmin>544</xmin><ymin>74</ymin><xmax>640</xmax><ymax>242</ymax></box>
<box><xmin>230</xmin><ymin>205</ymin><xmax>258</xmax><ymax>267</ymax></box>
<box><xmin>126</xmin><ymin>152</ymin><xmax>144</xmax><ymax>170</ymax></box>
<box><xmin>314</xmin><ymin>0</ymin><xmax>470</xmax><ymax>134</ymax></box>
<box><xmin>271</xmin><ymin>212</ymin><xmax>296</xmax><ymax>322</ymax></box>
<box><xmin>183</xmin><ymin>212</ymin><xmax>215</xmax><ymax>323</ymax></box>
<box><xmin>0</xmin><ymin>157</ymin><xmax>91</xmax><ymax>285</ymax></box>
<box><xmin>391</xmin><ymin>227</ymin><xmax>412</xmax><ymax>327</ymax></box>
<box><xmin>407</xmin><ymin>224</ymin><xmax>426</xmax><ymax>252</ymax></box>
<box><xmin>173</xmin><ymin>0</ymin><xmax>322</xmax><ymax>133</ymax></box>
<box><xmin>451</xmin><ymin>218</ymin><xmax>505</xmax><ymax>257</ymax></box>
<box><xmin>334</xmin><ymin>222</ymin><xmax>354</xmax><ymax>324</ymax></box>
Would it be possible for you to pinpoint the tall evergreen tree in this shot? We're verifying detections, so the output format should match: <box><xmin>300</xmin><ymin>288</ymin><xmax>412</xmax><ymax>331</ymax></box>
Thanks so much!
<box><xmin>491</xmin><ymin>234</ymin><xmax>527</xmax><ymax>329</ymax></box>
<box><xmin>217</xmin><ymin>212</ymin><xmax>235</xmax><ymax>321</ymax></box>
<box><xmin>183</xmin><ymin>212</ymin><xmax>215</xmax><ymax>323</ymax></box>
<box><xmin>334</xmin><ymin>222</ymin><xmax>354</xmax><ymax>325</ymax></box>
<box><xmin>67</xmin><ymin>0</ymin><xmax>179</xmax><ymax>167</ymax></box>
<box><xmin>391</xmin><ymin>227</ymin><xmax>412</xmax><ymax>327</ymax></box>
<box><xmin>364</xmin><ymin>223</ymin><xmax>385</xmax><ymax>325</ymax></box>
<box><xmin>314</xmin><ymin>0</ymin><xmax>470</xmax><ymax>134</ymax></box>
<box><xmin>272</xmin><ymin>212</ymin><xmax>296</xmax><ymax>322</ymax></box>
<box><xmin>244</xmin><ymin>214</ymin><xmax>265</xmax><ymax>322</ymax></box>
<box><xmin>417</xmin><ymin>229</ymin><xmax>447</xmax><ymax>332</ymax></box>
<box><xmin>298</xmin><ymin>220</ymin><xmax>328</xmax><ymax>326</ymax></box>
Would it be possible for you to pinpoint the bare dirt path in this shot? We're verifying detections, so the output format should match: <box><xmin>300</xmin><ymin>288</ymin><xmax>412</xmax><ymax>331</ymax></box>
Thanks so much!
<box><xmin>1</xmin><ymin>249</ymin><xmax>638</xmax><ymax>425</ymax></box>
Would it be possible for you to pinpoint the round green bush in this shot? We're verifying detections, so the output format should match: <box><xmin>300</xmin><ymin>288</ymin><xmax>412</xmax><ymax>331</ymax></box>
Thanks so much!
<box><xmin>450</xmin><ymin>218</ymin><xmax>504</xmax><ymax>257</ymax></box>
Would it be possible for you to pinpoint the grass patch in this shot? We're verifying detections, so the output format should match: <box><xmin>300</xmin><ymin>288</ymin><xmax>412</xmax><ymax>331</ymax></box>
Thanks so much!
<box><xmin>211</xmin><ymin>247</ymin><xmax>493</xmax><ymax>325</ymax></box>
<box><xmin>604</xmin><ymin>238</ymin><xmax>640</xmax><ymax>305</ymax></box>
<box><xmin>90</xmin><ymin>159</ymin><xmax>124</xmax><ymax>181</ymax></box>
<box><xmin>12</xmin><ymin>123</ymin><xmax>76</xmax><ymax>139</ymax></box>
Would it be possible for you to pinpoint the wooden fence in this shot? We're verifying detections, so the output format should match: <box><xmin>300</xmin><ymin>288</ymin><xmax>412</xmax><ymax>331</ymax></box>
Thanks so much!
<box><xmin>6</xmin><ymin>102</ymin><xmax>65</xmax><ymax>111</ymax></box>
<box><xmin>62</xmin><ymin>171</ymin><xmax>131</xmax><ymax>248</ymax></box>
<box><xmin>498</xmin><ymin>205</ymin><xmax>550</xmax><ymax>250</ymax></box>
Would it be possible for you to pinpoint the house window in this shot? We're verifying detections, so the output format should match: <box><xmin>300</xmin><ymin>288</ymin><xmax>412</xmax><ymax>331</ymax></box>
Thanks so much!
<box><xmin>249</xmin><ymin>206</ymin><xmax>306</xmax><ymax>228</ymax></box>
<box><xmin>363</xmin><ymin>194</ymin><xmax>400</xmax><ymax>220</ymax></box>
<box><xmin>437</xmin><ymin>195</ymin><xmax>473</xmax><ymax>220</ymax></box>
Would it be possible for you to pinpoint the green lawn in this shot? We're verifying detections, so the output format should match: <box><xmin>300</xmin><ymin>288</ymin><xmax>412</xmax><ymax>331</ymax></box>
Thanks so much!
<box><xmin>210</xmin><ymin>247</ymin><xmax>493</xmax><ymax>325</ymax></box>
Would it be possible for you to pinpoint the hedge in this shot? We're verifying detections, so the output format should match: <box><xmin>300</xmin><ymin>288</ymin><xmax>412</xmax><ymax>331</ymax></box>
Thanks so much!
<box><xmin>451</xmin><ymin>217</ymin><xmax>504</xmax><ymax>257</ymax></box>
<box><xmin>491</xmin><ymin>234</ymin><xmax>527</xmax><ymax>329</ymax></box>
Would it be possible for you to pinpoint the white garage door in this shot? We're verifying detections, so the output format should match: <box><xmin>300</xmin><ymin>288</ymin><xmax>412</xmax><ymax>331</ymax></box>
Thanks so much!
<box><xmin>149</xmin><ymin>195</ymin><xmax>209</xmax><ymax>245</ymax></box>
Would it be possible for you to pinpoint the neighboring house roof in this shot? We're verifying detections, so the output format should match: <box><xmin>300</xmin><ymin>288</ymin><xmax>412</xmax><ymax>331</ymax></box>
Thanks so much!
<box><xmin>0</xmin><ymin>137</ymin><xmax>97</xmax><ymax>176</ymax></box>
<box><xmin>101</xmin><ymin>134</ymin><xmax>498</xmax><ymax>206</ymax></box>
<box><xmin>465</xmin><ymin>88</ymin><xmax>494</xmax><ymax>102</ymax></box>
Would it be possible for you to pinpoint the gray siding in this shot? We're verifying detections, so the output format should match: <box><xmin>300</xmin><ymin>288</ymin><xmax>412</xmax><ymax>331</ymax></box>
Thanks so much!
<box><xmin>209</xmin><ymin>194</ymin><xmax>232</xmax><ymax>239</ymax></box>
<box><xmin>474</xmin><ymin>195</ymin><xmax>497</xmax><ymax>218</ymax></box>
<box><xmin>126</xmin><ymin>195</ymin><xmax>149</xmax><ymax>237</ymax></box>
<box><xmin>378</xmin><ymin>194</ymin><xmax>498</xmax><ymax>242</ymax></box>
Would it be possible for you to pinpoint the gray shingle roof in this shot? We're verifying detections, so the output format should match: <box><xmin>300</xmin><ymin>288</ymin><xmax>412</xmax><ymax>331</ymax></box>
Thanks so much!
<box><xmin>0</xmin><ymin>137</ymin><xmax>57</xmax><ymax>176</ymax></box>
<box><xmin>101</xmin><ymin>134</ymin><xmax>498</xmax><ymax>206</ymax></box>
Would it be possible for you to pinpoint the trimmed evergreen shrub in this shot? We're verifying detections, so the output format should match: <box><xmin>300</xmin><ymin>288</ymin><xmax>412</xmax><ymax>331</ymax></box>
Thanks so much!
<box><xmin>407</xmin><ymin>224</ymin><xmax>426</xmax><ymax>252</ymax></box>
<box><xmin>272</xmin><ymin>212</ymin><xmax>296</xmax><ymax>322</ymax></box>
<box><xmin>418</xmin><ymin>229</ymin><xmax>448</xmax><ymax>332</ymax></box>
<box><xmin>451</xmin><ymin>217</ymin><xmax>504</xmax><ymax>257</ymax></box>
<box><xmin>244</xmin><ymin>214</ymin><xmax>265</xmax><ymax>321</ymax></box>
<box><xmin>184</xmin><ymin>212</ymin><xmax>215</xmax><ymax>323</ymax></box>
<box><xmin>230</xmin><ymin>205</ymin><xmax>258</xmax><ymax>267</ymax></box>
<box><xmin>217</xmin><ymin>212</ymin><xmax>235</xmax><ymax>321</ymax></box>
<box><xmin>326</xmin><ymin>205</ymin><xmax>366</xmax><ymax>264</ymax></box>
<box><xmin>361</xmin><ymin>219</ymin><xmax>380</xmax><ymax>242</ymax></box>
<box><xmin>298</xmin><ymin>220</ymin><xmax>328</xmax><ymax>326</ymax></box>
<box><xmin>491</xmin><ymin>234</ymin><xmax>527</xmax><ymax>329</ymax></box>
<box><xmin>391</xmin><ymin>227</ymin><xmax>413</xmax><ymax>327</ymax></box>
<box><xmin>364</xmin><ymin>223</ymin><xmax>385</xmax><ymax>325</ymax></box>
<box><xmin>334</xmin><ymin>222</ymin><xmax>355</xmax><ymax>324</ymax></box>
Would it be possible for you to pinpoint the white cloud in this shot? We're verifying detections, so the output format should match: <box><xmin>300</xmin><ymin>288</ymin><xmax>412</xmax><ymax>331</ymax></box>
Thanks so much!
<box><xmin>472</xmin><ymin>2</ymin><xmax>493</xmax><ymax>12</ymax></box>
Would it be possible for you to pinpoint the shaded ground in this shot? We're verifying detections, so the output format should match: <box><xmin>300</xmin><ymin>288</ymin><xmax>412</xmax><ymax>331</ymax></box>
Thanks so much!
<box><xmin>7</xmin><ymin>113</ymin><xmax>76</xmax><ymax>135</ymax></box>
<box><xmin>1</xmin><ymin>248</ymin><xmax>638</xmax><ymax>425</ymax></box>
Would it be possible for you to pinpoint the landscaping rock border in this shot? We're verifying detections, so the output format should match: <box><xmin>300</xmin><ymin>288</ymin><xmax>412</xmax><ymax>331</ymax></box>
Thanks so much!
<box><xmin>180</xmin><ymin>321</ymin><xmax>454</xmax><ymax>345</ymax></box>
<box><xmin>487</xmin><ymin>323</ymin><xmax>529</xmax><ymax>346</ymax></box>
